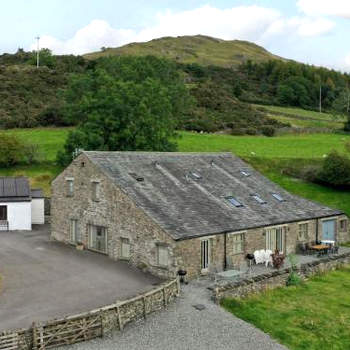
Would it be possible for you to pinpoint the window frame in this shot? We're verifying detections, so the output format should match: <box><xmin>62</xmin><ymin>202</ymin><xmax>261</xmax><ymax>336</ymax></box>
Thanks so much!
<box><xmin>65</xmin><ymin>178</ymin><xmax>74</xmax><ymax>197</ymax></box>
<box><xmin>70</xmin><ymin>219</ymin><xmax>80</xmax><ymax>244</ymax></box>
<box><xmin>229</xmin><ymin>231</ymin><xmax>245</xmax><ymax>255</ymax></box>
<box><xmin>120</xmin><ymin>238</ymin><xmax>131</xmax><ymax>260</ymax></box>
<box><xmin>226</xmin><ymin>196</ymin><xmax>243</xmax><ymax>208</ymax></box>
<box><xmin>88</xmin><ymin>224</ymin><xmax>108</xmax><ymax>254</ymax></box>
<box><xmin>0</xmin><ymin>205</ymin><xmax>7</xmax><ymax>221</ymax></box>
<box><xmin>157</xmin><ymin>244</ymin><xmax>169</xmax><ymax>267</ymax></box>
<box><xmin>340</xmin><ymin>219</ymin><xmax>348</xmax><ymax>232</ymax></box>
<box><xmin>272</xmin><ymin>193</ymin><xmax>284</xmax><ymax>202</ymax></box>
<box><xmin>298</xmin><ymin>222</ymin><xmax>309</xmax><ymax>241</ymax></box>
<box><xmin>91</xmin><ymin>180</ymin><xmax>100</xmax><ymax>202</ymax></box>
<box><xmin>252</xmin><ymin>195</ymin><xmax>266</xmax><ymax>204</ymax></box>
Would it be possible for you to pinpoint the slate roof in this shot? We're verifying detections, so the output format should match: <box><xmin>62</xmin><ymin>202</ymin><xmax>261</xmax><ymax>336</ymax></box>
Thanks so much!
<box><xmin>0</xmin><ymin>177</ymin><xmax>31</xmax><ymax>202</ymax></box>
<box><xmin>31</xmin><ymin>189</ymin><xmax>44</xmax><ymax>198</ymax></box>
<box><xmin>84</xmin><ymin>152</ymin><xmax>343</xmax><ymax>241</ymax></box>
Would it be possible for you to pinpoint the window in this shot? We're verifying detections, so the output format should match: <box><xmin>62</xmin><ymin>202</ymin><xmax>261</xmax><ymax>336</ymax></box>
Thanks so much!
<box><xmin>240</xmin><ymin>170</ymin><xmax>250</xmax><ymax>177</ymax></box>
<box><xmin>272</xmin><ymin>193</ymin><xmax>284</xmax><ymax>202</ymax></box>
<box><xmin>340</xmin><ymin>219</ymin><xmax>348</xmax><ymax>232</ymax></box>
<box><xmin>70</xmin><ymin>219</ymin><xmax>79</xmax><ymax>243</ymax></box>
<box><xmin>298</xmin><ymin>223</ymin><xmax>309</xmax><ymax>241</ymax></box>
<box><xmin>88</xmin><ymin>225</ymin><xmax>107</xmax><ymax>253</ymax></box>
<box><xmin>231</xmin><ymin>232</ymin><xmax>244</xmax><ymax>254</ymax></box>
<box><xmin>266</xmin><ymin>226</ymin><xmax>286</xmax><ymax>253</ymax></box>
<box><xmin>157</xmin><ymin>245</ymin><xmax>168</xmax><ymax>267</ymax></box>
<box><xmin>91</xmin><ymin>181</ymin><xmax>100</xmax><ymax>201</ymax></box>
<box><xmin>0</xmin><ymin>206</ymin><xmax>7</xmax><ymax>221</ymax></box>
<box><xmin>226</xmin><ymin>196</ymin><xmax>243</xmax><ymax>207</ymax></box>
<box><xmin>190</xmin><ymin>171</ymin><xmax>202</xmax><ymax>180</ymax></box>
<box><xmin>66</xmin><ymin>179</ymin><xmax>74</xmax><ymax>197</ymax></box>
<box><xmin>252</xmin><ymin>195</ymin><xmax>266</xmax><ymax>204</ymax></box>
<box><xmin>121</xmin><ymin>238</ymin><xmax>131</xmax><ymax>259</ymax></box>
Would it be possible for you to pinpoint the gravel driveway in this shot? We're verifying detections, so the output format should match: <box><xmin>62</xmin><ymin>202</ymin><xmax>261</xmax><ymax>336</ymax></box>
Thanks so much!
<box><xmin>62</xmin><ymin>279</ymin><xmax>287</xmax><ymax>350</ymax></box>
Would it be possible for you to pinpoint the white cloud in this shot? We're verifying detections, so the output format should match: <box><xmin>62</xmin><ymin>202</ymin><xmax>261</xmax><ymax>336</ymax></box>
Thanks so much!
<box><xmin>297</xmin><ymin>0</ymin><xmax>350</xmax><ymax>19</ymax></box>
<box><xmin>29</xmin><ymin>5</ymin><xmax>335</xmax><ymax>55</ymax></box>
<box><xmin>344</xmin><ymin>53</ymin><xmax>350</xmax><ymax>68</ymax></box>
<box><xmin>30</xmin><ymin>20</ymin><xmax>137</xmax><ymax>55</ymax></box>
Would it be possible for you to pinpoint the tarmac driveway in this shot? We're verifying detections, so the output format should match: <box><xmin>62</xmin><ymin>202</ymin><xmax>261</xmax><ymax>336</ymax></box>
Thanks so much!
<box><xmin>0</xmin><ymin>225</ymin><xmax>160</xmax><ymax>331</ymax></box>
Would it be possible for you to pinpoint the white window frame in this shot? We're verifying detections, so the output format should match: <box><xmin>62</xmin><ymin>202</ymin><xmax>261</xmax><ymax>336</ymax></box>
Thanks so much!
<box><xmin>265</xmin><ymin>225</ymin><xmax>287</xmax><ymax>254</ymax></box>
<box><xmin>91</xmin><ymin>180</ymin><xmax>100</xmax><ymax>202</ymax></box>
<box><xmin>229</xmin><ymin>231</ymin><xmax>245</xmax><ymax>255</ymax></box>
<box><xmin>70</xmin><ymin>219</ymin><xmax>79</xmax><ymax>244</ymax></box>
<box><xmin>65</xmin><ymin>177</ymin><xmax>74</xmax><ymax>197</ymax></box>
<box><xmin>121</xmin><ymin>238</ymin><xmax>131</xmax><ymax>260</ymax></box>
<box><xmin>298</xmin><ymin>221</ymin><xmax>310</xmax><ymax>241</ymax></box>
<box><xmin>157</xmin><ymin>244</ymin><xmax>169</xmax><ymax>267</ymax></box>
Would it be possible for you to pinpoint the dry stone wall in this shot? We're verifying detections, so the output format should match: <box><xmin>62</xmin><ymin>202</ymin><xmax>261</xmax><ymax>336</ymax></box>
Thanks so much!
<box><xmin>213</xmin><ymin>251</ymin><xmax>350</xmax><ymax>302</ymax></box>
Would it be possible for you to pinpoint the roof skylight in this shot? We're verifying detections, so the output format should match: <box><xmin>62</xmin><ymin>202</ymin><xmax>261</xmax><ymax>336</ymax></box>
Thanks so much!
<box><xmin>252</xmin><ymin>195</ymin><xmax>266</xmax><ymax>204</ymax></box>
<box><xmin>226</xmin><ymin>196</ymin><xmax>243</xmax><ymax>207</ymax></box>
<box><xmin>272</xmin><ymin>193</ymin><xmax>284</xmax><ymax>202</ymax></box>
<box><xmin>240</xmin><ymin>170</ymin><xmax>250</xmax><ymax>177</ymax></box>
<box><xmin>190</xmin><ymin>172</ymin><xmax>202</xmax><ymax>180</ymax></box>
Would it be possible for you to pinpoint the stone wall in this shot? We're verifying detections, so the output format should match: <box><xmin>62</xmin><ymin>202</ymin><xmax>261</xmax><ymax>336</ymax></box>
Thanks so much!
<box><xmin>0</xmin><ymin>278</ymin><xmax>180</xmax><ymax>350</ymax></box>
<box><xmin>176</xmin><ymin>216</ymin><xmax>349</xmax><ymax>280</ymax></box>
<box><xmin>51</xmin><ymin>153</ymin><xmax>178</xmax><ymax>280</ymax></box>
<box><xmin>213</xmin><ymin>251</ymin><xmax>350</xmax><ymax>302</ymax></box>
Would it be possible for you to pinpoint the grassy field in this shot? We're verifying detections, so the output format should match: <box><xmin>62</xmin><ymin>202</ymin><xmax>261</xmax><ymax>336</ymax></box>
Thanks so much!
<box><xmin>84</xmin><ymin>35</ymin><xmax>281</xmax><ymax>67</ymax></box>
<box><xmin>0</xmin><ymin>128</ymin><xmax>349</xmax><ymax>215</ymax></box>
<box><xmin>254</xmin><ymin>104</ymin><xmax>346</xmax><ymax>130</ymax></box>
<box><xmin>256</xmin><ymin>105</ymin><xmax>345</xmax><ymax>121</ymax></box>
<box><xmin>177</xmin><ymin>131</ymin><xmax>349</xmax><ymax>159</ymax></box>
<box><xmin>222</xmin><ymin>267</ymin><xmax>350</xmax><ymax>350</ymax></box>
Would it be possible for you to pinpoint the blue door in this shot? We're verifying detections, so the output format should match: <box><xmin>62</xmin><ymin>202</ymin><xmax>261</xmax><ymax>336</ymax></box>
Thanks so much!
<box><xmin>322</xmin><ymin>220</ymin><xmax>336</xmax><ymax>241</ymax></box>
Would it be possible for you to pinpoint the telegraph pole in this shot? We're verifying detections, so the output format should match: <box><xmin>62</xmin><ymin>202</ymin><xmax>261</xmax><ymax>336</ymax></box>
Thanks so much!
<box><xmin>319</xmin><ymin>85</ymin><xmax>322</xmax><ymax>113</ymax></box>
<box><xmin>35</xmin><ymin>36</ymin><xmax>40</xmax><ymax>68</ymax></box>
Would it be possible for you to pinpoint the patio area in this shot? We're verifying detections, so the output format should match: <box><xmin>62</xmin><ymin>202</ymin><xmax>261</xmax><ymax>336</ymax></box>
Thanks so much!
<box><xmin>212</xmin><ymin>246</ymin><xmax>350</xmax><ymax>283</ymax></box>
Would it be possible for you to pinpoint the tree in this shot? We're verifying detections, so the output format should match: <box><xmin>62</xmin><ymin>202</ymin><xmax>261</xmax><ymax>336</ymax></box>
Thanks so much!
<box><xmin>57</xmin><ymin>57</ymin><xmax>192</xmax><ymax>166</ymax></box>
<box><xmin>318</xmin><ymin>151</ymin><xmax>350</xmax><ymax>187</ymax></box>
<box><xmin>29</xmin><ymin>48</ymin><xmax>57</xmax><ymax>69</ymax></box>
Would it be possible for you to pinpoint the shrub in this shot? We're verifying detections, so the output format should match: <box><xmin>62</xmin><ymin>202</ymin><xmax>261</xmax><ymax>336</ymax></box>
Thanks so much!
<box><xmin>286</xmin><ymin>254</ymin><xmax>302</xmax><ymax>287</ymax></box>
<box><xmin>318</xmin><ymin>151</ymin><xmax>350</xmax><ymax>187</ymax></box>
<box><xmin>261</xmin><ymin>125</ymin><xmax>276</xmax><ymax>137</ymax></box>
<box><xmin>287</xmin><ymin>271</ymin><xmax>302</xmax><ymax>287</ymax></box>
<box><xmin>0</xmin><ymin>134</ymin><xmax>40</xmax><ymax>167</ymax></box>
<box><xmin>0</xmin><ymin>134</ymin><xmax>25</xmax><ymax>166</ymax></box>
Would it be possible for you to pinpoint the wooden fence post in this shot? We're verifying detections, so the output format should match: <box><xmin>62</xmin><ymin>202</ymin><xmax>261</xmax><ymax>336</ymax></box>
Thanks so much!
<box><xmin>143</xmin><ymin>297</ymin><xmax>147</xmax><ymax>319</ymax></box>
<box><xmin>32</xmin><ymin>322</ymin><xmax>38</xmax><ymax>350</ymax></box>
<box><xmin>163</xmin><ymin>286</ymin><xmax>167</xmax><ymax>308</ymax></box>
<box><xmin>116</xmin><ymin>305</ymin><xmax>123</xmax><ymax>331</ymax></box>
<box><xmin>176</xmin><ymin>276</ymin><xmax>181</xmax><ymax>296</ymax></box>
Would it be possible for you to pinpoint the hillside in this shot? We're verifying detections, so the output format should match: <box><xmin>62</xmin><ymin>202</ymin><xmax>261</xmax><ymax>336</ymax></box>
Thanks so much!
<box><xmin>84</xmin><ymin>35</ymin><xmax>284</xmax><ymax>67</ymax></box>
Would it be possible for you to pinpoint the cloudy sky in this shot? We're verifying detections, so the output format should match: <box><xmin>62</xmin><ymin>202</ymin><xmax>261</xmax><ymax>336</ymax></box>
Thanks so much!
<box><xmin>1</xmin><ymin>0</ymin><xmax>349</xmax><ymax>71</ymax></box>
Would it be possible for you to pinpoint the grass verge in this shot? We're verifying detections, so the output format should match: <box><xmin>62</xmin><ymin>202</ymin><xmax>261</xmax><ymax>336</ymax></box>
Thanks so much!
<box><xmin>222</xmin><ymin>267</ymin><xmax>350</xmax><ymax>350</ymax></box>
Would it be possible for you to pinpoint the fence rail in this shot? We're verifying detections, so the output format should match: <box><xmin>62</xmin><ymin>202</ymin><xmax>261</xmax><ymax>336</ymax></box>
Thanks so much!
<box><xmin>0</xmin><ymin>278</ymin><xmax>180</xmax><ymax>350</ymax></box>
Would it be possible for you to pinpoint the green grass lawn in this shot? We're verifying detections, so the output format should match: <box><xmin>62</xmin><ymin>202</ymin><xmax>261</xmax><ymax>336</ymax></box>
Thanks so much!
<box><xmin>254</xmin><ymin>104</ymin><xmax>346</xmax><ymax>130</ymax></box>
<box><xmin>0</xmin><ymin>127</ymin><xmax>349</xmax><ymax>214</ymax></box>
<box><xmin>222</xmin><ymin>267</ymin><xmax>350</xmax><ymax>350</ymax></box>
<box><xmin>255</xmin><ymin>104</ymin><xmax>346</xmax><ymax>122</ymax></box>
<box><xmin>271</xmin><ymin>114</ymin><xmax>344</xmax><ymax>129</ymax></box>
<box><xmin>177</xmin><ymin>131</ymin><xmax>350</xmax><ymax>159</ymax></box>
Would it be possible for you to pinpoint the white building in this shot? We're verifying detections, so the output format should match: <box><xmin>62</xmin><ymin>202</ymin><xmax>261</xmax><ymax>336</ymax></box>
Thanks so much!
<box><xmin>0</xmin><ymin>177</ymin><xmax>45</xmax><ymax>231</ymax></box>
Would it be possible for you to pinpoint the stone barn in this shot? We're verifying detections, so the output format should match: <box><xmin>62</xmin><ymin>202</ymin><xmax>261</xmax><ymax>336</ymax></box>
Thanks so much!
<box><xmin>51</xmin><ymin>152</ymin><xmax>349</xmax><ymax>279</ymax></box>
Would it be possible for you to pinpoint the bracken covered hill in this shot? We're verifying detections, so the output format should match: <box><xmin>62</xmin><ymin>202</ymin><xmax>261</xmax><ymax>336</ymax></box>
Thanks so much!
<box><xmin>84</xmin><ymin>35</ymin><xmax>284</xmax><ymax>67</ymax></box>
